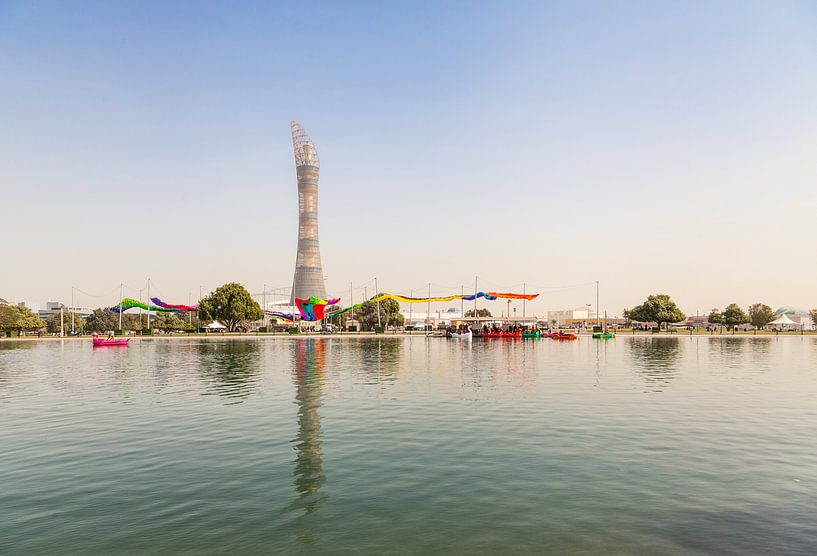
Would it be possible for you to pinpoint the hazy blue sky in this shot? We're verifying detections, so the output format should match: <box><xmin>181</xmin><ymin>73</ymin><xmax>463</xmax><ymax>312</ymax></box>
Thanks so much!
<box><xmin>2</xmin><ymin>1</ymin><xmax>816</xmax><ymax>317</ymax></box>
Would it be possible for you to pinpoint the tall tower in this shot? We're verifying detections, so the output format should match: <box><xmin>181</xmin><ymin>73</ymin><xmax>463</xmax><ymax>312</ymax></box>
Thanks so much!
<box><xmin>290</xmin><ymin>121</ymin><xmax>327</xmax><ymax>302</ymax></box>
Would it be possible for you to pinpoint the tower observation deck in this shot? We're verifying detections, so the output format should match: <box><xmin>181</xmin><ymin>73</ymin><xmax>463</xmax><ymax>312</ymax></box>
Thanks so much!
<box><xmin>290</xmin><ymin>121</ymin><xmax>327</xmax><ymax>302</ymax></box>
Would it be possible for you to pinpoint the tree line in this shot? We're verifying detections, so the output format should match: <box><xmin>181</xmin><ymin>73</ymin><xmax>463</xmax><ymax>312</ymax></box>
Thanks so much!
<box><xmin>625</xmin><ymin>295</ymin><xmax>817</xmax><ymax>330</ymax></box>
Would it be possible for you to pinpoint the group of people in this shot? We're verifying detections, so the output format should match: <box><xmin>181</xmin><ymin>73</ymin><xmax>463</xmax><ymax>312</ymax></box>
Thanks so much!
<box><xmin>446</xmin><ymin>324</ymin><xmax>472</xmax><ymax>336</ymax></box>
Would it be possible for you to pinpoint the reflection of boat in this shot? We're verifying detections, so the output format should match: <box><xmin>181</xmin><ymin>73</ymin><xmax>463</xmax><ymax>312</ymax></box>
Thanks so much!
<box><xmin>448</xmin><ymin>331</ymin><xmax>472</xmax><ymax>339</ymax></box>
<box><xmin>483</xmin><ymin>331</ymin><xmax>522</xmax><ymax>338</ymax></box>
<box><xmin>592</xmin><ymin>332</ymin><xmax>615</xmax><ymax>339</ymax></box>
<box><xmin>551</xmin><ymin>332</ymin><xmax>577</xmax><ymax>340</ymax></box>
<box><xmin>522</xmin><ymin>331</ymin><xmax>541</xmax><ymax>339</ymax></box>
<box><xmin>92</xmin><ymin>336</ymin><xmax>129</xmax><ymax>347</ymax></box>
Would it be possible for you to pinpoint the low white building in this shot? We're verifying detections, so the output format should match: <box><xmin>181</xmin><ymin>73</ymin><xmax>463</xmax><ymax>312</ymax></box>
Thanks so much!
<box><xmin>37</xmin><ymin>301</ymin><xmax>93</xmax><ymax>319</ymax></box>
<box><xmin>547</xmin><ymin>308</ymin><xmax>598</xmax><ymax>327</ymax></box>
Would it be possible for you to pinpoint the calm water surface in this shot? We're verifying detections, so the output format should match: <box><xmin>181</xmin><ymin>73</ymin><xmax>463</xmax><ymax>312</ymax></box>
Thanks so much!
<box><xmin>1</xmin><ymin>336</ymin><xmax>816</xmax><ymax>554</ymax></box>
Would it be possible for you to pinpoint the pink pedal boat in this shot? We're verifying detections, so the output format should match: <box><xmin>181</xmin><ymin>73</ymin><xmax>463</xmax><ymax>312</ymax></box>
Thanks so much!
<box><xmin>92</xmin><ymin>332</ymin><xmax>129</xmax><ymax>347</ymax></box>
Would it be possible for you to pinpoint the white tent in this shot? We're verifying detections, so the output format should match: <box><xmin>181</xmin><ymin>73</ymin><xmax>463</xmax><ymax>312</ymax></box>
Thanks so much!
<box><xmin>768</xmin><ymin>313</ymin><xmax>797</xmax><ymax>330</ymax></box>
<box><xmin>205</xmin><ymin>320</ymin><xmax>226</xmax><ymax>330</ymax></box>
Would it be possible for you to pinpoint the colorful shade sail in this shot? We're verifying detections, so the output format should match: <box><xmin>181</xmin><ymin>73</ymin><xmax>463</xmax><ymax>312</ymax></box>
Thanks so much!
<box><xmin>295</xmin><ymin>296</ymin><xmax>341</xmax><ymax>322</ymax></box>
<box><xmin>267</xmin><ymin>311</ymin><xmax>295</xmax><ymax>322</ymax></box>
<box><xmin>327</xmin><ymin>291</ymin><xmax>538</xmax><ymax>317</ymax></box>
<box><xmin>150</xmin><ymin>298</ymin><xmax>198</xmax><ymax>311</ymax></box>
<box><xmin>109</xmin><ymin>297</ymin><xmax>198</xmax><ymax>314</ymax></box>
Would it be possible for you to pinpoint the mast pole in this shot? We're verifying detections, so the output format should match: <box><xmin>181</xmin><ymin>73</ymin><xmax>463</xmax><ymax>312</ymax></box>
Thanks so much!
<box><xmin>375</xmin><ymin>277</ymin><xmax>381</xmax><ymax>328</ymax></box>
<box><xmin>596</xmin><ymin>280</ymin><xmax>600</xmax><ymax>325</ymax></box>
<box><xmin>427</xmin><ymin>283</ymin><xmax>431</xmax><ymax>332</ymax></box>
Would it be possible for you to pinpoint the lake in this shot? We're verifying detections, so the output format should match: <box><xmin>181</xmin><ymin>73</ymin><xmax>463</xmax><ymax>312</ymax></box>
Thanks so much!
<box><xmin>1</xmin><ymin>336</ymin><xmax>815</xmax><ymax>554</ymax></box>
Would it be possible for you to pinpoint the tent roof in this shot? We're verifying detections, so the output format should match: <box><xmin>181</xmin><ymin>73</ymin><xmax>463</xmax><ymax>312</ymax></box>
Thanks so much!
<box><xmin>206</xmin><ymin>320</ymin><xmax>226</xmax><ymax>329</ymax></box>
<box><xmin>769</xmin><ymin>314</ymin><xmax>797</xmax><ymax>325</ymax></box>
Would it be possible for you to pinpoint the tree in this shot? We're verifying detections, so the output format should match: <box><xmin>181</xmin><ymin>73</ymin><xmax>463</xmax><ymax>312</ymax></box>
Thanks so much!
<box><xmin>151</xmin><ymin>312</ymin><xmax>189</xmax><ymax>332</ymax></box>
<box><xmin>46</xmin><ymin>312</ymin><xmax>85</xmax><ymax>334</ymax></box>
<box><xmin>0</xmin><ymin>305</ymin><xmax>45</xmax><ymax>334</ymax></box>
<box><xmin>355</xmin><ymin>294</ymin><xmax>405</xmax><ymax>330</ymax></box>
<box><xmin>627</xmin><ymin>294</ymin><xmax>686</xmax><ymax>329</ymax></box>
<box><xmin>810</xmin><ymin>309</ymin><xmax>817</xmax><ymax>331</ymax></box>
<box><xmin>721</xmin><ymin>303</ymin><xmax>750</xmax><ymax>330</ymax></box>
<box><xmin>122</xmin><ymin>314</ymin><xmax>144</xmax><ymax>332</ymax></box>
<box><xmin>85</xmin><ymin>308</ymin><xmax>119</xmax><ymax>332</ymax></box>
<box><xmin>326</xmin><ymin>305</ymin><xmax>350</xmax><ymax>328</ymax></box>
<box><xmin>198</xmin><ymin>282</ymin><xmax>263</xmax><ymax>332</ymax></box>
<box><xmin>748</xmin><ymin>303</ymin><xmax>775</xmax><ymax>329</ymax></box>
<box><xmin>465</xmin><ymin>308</ymin><xmax>492</xmax><ymax>318</ymax></box>
<box><xmin>708</xmin><ymin>309</ymin><xmax>722</xmax><ymax>325</ymax></box>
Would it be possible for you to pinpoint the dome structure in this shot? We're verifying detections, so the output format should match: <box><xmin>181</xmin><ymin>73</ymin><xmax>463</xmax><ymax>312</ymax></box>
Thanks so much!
<box><xmin>774</xmin><ymin>306</ymin><xmax>808</xmax><ymax>317</ymax></box>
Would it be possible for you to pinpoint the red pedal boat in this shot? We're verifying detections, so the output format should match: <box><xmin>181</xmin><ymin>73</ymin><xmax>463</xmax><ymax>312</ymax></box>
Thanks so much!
<box><xmin>482</xmin><ymin>331</ymin><xmax>522</xmax><ymax>339</ymax></box>
<box><xmin>551</xmin><ymin>332</ymin><xmax>577</xmax><ymax>340</ymax></box>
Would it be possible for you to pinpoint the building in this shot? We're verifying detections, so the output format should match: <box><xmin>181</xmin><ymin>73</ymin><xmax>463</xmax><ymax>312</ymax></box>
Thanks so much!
<box><xmin>547</xmin><ymin>307</ymin><xmax>598</xmax><ymax>327</ymax></box>
<box><xmin>774</xmin><ymin>306</ymin><xmax>815</xmax><ymax>330</ymax></box>
<box><xmin>290</xmin><ymin>121</ymin><xmax>327</xmax><ymax>303</ymax></box>
<box><xmin>37</xmin><ymin>301</ymin><xmax>93</xmax><ymax>319</ymax></box>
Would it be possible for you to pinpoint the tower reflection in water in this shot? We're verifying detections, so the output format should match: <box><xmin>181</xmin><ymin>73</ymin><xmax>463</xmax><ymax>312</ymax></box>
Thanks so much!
<box><xmin>291</xmin><ymin>338</ymin><xmax>328</xmax><ymax>526</ymax></box>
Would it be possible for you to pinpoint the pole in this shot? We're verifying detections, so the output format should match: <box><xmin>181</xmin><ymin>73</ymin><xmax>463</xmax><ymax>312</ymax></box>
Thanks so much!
<box><xmin>147</xmin><ymin>278</ymin><xmax>151</xmax><ymax>331</ymax></box>
<box><xmin>409</xmin><ymin>289</ymin><xmax>413</xmax><ymax>333</ymax></box>
<box><xmin>60</xmin><ymin>305</ymin><xmax>64</xmax><ymax>337</ymax></box>
<box><xmin>188</xmin><ymin>292</ymin><xmax>192</xmax><ymax>328</ymax></box>
<box><xmin>71</xmin><ymin>286</ymin><xmax>75</xmax><ymax>334</ymax></box>
<box><xmin>350</xmin><ymin>281</ymin><xmax>354</xmax><ymax>332</ymax></box>
<box><xmin>474</xmin><ymin>276</ymin><xmax>478</xmax><ymax>322</ymax></box>
<box><xmin>119</xmin><ymin>283</ymin><xmax>123</xmax><ymax>331</ymax></box>
<box><xmin>374</xmin><ymin>277</ymin><xmax>381</xmax><ymax>328</ymax></box>
<box><xmin>596</xmin><ymin>280</ymin><xmax>600</xmax><ymax>325</ymax></box>
<box><xmin>138</xmin><ymin>289</ymin><xmax>143</xmax><ymax>329</ymax></box>
<box><xmin>262</xmin><ymin>284</ymin><xmax>267</xmax><ymax>330</ymax></box>
<box><xmin>460</xmin><ymin>285</ymin><xmax>464</xmax><ymax>324</ymax></box>
<box><xmin>427</xmin><ymin>283</ymin><xmax>431</xmax><ymax>331</ymax></box>
<box><xmin>522</xmin><ymin>282</ymin><xmax>526</xmax><ymax>319</ymax></box>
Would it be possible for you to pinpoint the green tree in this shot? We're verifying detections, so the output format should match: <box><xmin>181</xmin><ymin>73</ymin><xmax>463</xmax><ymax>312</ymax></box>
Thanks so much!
<box><xmin>46</xmin><ymin>312</ymin><xmax>85</xmax><ymax>334</ymax></box>
<box><xmin>198</xmin><ymin>282</ymin><xmax>263</xmax><ymax>332</ymax></box>
<box><xmin>122</xmin><ymin>314</ymin><xmax>144</xmax><ymax>331</ymax></box>
<box><xmin>151</xmin><ymin>312</ymin><xmax>189</xmax><ymax>332</ymax></box>
<box><xmin>326</xmin><ymin>304</ymin><xmax>350</xmax><ymax>328</ymax></box>
<box><xmin>0</xmin><ymin>305</ymin><xmax>45</xmax><ymax>334</ymax></box>
<box><xmin>721</xmin><ymin>303</ymin><xmax>750</xmax><ymax>330</ymax></box>
<box><xmin>627</xmin><ymin>294</ymin><xmax>686</xmax><ymax>330</ymax></box>
<box><xmin>85</xmin><ymin>308</ymin><xmax>120</xmax><ymax>332</ymax></box>
<box><xmin>465</xmin><ymin>308</ymin><xmax>492</xmax><ymax>318</ymax></box>
<box><xmin>810</xmin><ymin>309</ymin><xmax>817</xmax><ymax>331</ymax></box>
<box><xmin>707</xmin><ymin>309</ymin><xmax>722</xmax><ymax>325</ymax></box>
<box><xmin>748</xmin><ymin>303</ymin><xmax>775</xmax><ymax>329</ymax></box>
<box><xmin>355</xmin><ymin>294</ymin><xmax>405</xmax><ymax>330</ymax></box>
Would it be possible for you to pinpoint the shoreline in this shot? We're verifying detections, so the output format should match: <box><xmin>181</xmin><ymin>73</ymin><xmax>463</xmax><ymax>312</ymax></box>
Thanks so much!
<box><xmin>3</xmin><ymin>330</ymin><xmax>816</xmax><ymax>342</ymax></box>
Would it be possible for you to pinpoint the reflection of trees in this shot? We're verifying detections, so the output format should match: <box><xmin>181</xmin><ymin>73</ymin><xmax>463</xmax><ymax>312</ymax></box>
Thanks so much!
<box><xmin>291</xmin><ymin>338</ymin><xmax>328</xmax><ymax>523</ymax></box>
<box><xmin>627</xmin><ymin>337</ymin><xmax>681</xmax><ymax>391</ymax></box>
<box><xmin>709</xmin><ymin>337</ymin><xmax>748</xmax><ymax>369</ymax></box>
<box><xmin>358</xmin><ymin>338</ymin><xmax>403</xmax><ymax>384</ymax></box>
<box><xmin>196</xmin><ymin>340</ymin><xmax>262</xmax><ymax>401</ymax></box>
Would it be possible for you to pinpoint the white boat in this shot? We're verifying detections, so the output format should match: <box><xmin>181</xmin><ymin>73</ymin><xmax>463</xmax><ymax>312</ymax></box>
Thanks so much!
<box><xmin>448</xmin><ymin>330</ymin><xmax>472</xmax><ymax>339</ymax></box>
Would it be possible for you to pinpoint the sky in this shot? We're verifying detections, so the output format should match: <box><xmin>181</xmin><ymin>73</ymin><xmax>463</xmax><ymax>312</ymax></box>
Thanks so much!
<box><xmin>1</xmin><ymin>1</ymin><xmax>816</xmax><ymax>318</ymax></box>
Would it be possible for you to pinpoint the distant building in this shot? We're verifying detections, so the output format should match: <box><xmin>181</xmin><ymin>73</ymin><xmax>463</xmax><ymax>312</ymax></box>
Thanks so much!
<box><xmin>37</xmin><ymin>302</ymin><xmax>93</xmax><ymax>319</ymax></box>
<box><xmin>290</xmin><ymin>121</ymin><xmax>327</xmax><ymax>303</ymax></box>
<box><xmin>547</xmin><ymin>308</ymin><xmax>598</xmax><ymax>327</ymax></box>
<box><xmin>774</xmin><ymin>306</ymin><xmax>815</xmax><ymax>330</ymax></box>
